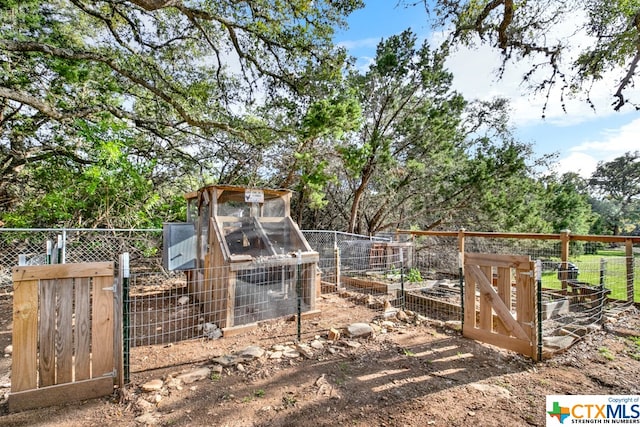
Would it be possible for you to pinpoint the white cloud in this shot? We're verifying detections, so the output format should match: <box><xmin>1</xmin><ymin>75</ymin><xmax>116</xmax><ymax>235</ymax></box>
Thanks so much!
<box><xmin>551</xmin><ymin>117</ymin><xmax>640</xmax><ymax>177</ymax></box>
<box><xmin>571</xmin><ymin>119</ymin><xmax>640</xmax><ymax>155</ymax></box>
<box><xmin>551</xmin><ymin>152</ymin><xmax>599</xmax><ymax>178</ymax></box>
<box><xmin>441</xmin><ymin>11</ymin><xmax>640</xmax><ymax>128</ymax></box>
<box><xmin>336</xmin><ymin>37</ymin><xmax>381</xmax><ymax>50</ymax></box>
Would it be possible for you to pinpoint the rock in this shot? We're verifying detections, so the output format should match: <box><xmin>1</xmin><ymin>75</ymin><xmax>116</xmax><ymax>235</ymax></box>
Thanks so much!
<box><xmin>236</xmin><ymin>363</ymin><xmax>245</xmax><ymax>372</ymax></box>
<box><xmin>141</xmin><ymin>379</ymin><xmax>164</xmax><ymax>392</ymax></box>
<box><xmin>237</xmin><ymin>345</ymin><xmax>265</xmax><ymax>360</ymax></box>
<box><xmin>396</xmin><ymin>311</ymin><xmax>409</xmax><ymax>322</ymax></box>
<box><xmin>444</xmin><ymin>320</ymin><xmax>462</xmax><ymax>331</ymax></box>
<box><xmin>211</xmin><ymin>365</ymin><xmax>223</xmax><ymax>374</ymax></box>
<box><xmin>165</xmin><ymin>377</ymin><xmax>182</xmax><ymax>390</ymax></box>
<box><xmin>381</xmin><ymin>320</ymin><xmax>396</xmax><ymax>330</ymax></box>
<box><xmin>283</xmin><ymin>349</ymin><xmax>300</xmax><ymax>358</ymax></box>
<box><xmin>272</xmin><ymin>344</ymin><xmax>286</xmax><ymax>351</ymax></box>
<box><xmin>176</xmin><ymin>367</ymin><xmax>211</xmax><ymax>384</ymax></box>
<box><xmin>135</xmin><ymin>412</ymin><xmax>160</xmax><ymax>425</ymax></box>
<box><xmin>328</xmin><ymin>328</ymin><xmax>341</xmax><ymax>341</ymax></box>
<box><xmin>3</xmin><ymin>345</ymin><xmax>12</xmax><ymax>355</ymax></box>
<box><xmin>296</xmin><ymin>343</ymin><xmax>314</xmax><ymax>359</ymax></box>
<box><xmin>310</xmin><ymin>340</ymin><xmax>324</xmax><ymax>350</ymax></box>
<box><xmin>543</xmin><ymin>335</ymin><xmax>576</xmax><ymax>350</ymax></box>
<box><xmin>177</xmin><ymin>296</ymin><xmax>189</xmax><ymax>305</ymax></box>
<box><xmin>343</xmin><ymin>340</ymin><xmax>361</xmax><ymax>349</ymax></box>
<box><xmin>347</xmin><ymin>323</ymin><xmax>373</xmax><ymax>338</ymax></box>
<box><xmin>136</xmin><ymin>397</ymin><xmax>156</xmax><ymax>412</ymax></box>
<box><xmin>269</xmin><ymin>351</ymin><xmax>283</xmax><ymax>359</ymax></box>
<box><xmin>212</xmin><ymin>355</ymin><xmax>237</xmax><ymax>367</ymax></box>
<box><xmin>468</xmin><ymin>382</ymin><xmax>511</xmax><ymax>399</ymax></box>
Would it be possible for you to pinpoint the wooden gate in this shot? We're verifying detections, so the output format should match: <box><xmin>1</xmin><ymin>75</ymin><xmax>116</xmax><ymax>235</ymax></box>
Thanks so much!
<box><xmin>9</xmin><ymin>262</ymin><xmax>116</xmax><ymax>412</ymax></box>
<box><xmin>463</xmin><ymin>253</ymin><xmax>538</xmax><ymax>360</ymax></box>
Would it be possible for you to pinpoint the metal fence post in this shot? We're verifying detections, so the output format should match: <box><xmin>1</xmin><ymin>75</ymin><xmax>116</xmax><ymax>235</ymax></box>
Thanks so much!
<box><xmin>120</xmin><ymin>253</ymin><xmax>131</xmax><ymax>384</ymax></box>
<box><xmin>296</xmin><ymin>250</ymin><xmax>302</xmax><ymax>342</ymax></box>
<box><xmin>536</xmin><ymin>260</ymin><xmax>543</xmax><ymax>362</ymax></box>
<box><xmin>458</xmin><ymin>228</ymin><xmax>465</xmax><ymax>329</ymax></box>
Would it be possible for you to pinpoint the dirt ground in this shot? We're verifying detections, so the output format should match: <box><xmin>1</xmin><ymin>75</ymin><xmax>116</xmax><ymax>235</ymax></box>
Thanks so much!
<box><xmin>0</xmin><ymin>293</ymin><xmax>639</xmax><ymax>427</ymax></box>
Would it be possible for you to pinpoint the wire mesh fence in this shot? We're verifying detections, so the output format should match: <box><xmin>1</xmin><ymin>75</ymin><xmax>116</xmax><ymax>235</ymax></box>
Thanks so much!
<box><xmin>0</xmin><ymin>228</ymin><xmax>162</xmax><ymax>289</ymax></box>
<box><xmin>0</xmin><ymin>228</ymin><xmax>638</xmax><ymax>364</ymax></box>
<box><xmin>125</xmin><ymin>262</ymin><xmax>316</xmax><ymax>348</ymax></box>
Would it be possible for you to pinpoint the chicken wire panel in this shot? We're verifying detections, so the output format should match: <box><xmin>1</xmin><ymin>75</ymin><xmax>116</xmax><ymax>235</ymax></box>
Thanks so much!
<box><xmin>64</xmin><ymin>229</ymin><xmax>162</xmax><ymax>272</ymax></box>
<box><xmin>412</xmin><ymin>235</ymin><xmax>460</xmax><ymax>279</ymax></box>
<box><xmin>0</xmin><ymin>228</ymin><xmax>163</xmax><ymax>290</ymax></box>
<box><xmin>0</xmin><ymin>229</ymin><xmax>64</xmax><ymax>289</ymax></box>
<box><xmin>126</xmin><ymin>270</ymin><xmax>198</xmax><ymax>347</ymax></box>
<box><xmin>465</xmin><ymin>237</ymin><xmax>561</xmax><ymax>260</ymax></box>
<box><xmin>233</xmin><ymin>264</ymin><xmax>310</xmax><ymax>326</ymax></box>
<box><xmin>303</xmin><ymin>230</ymin><xmax>390</xmax><ymax>286</ymax></box>
<box><xmin>126</xmin><ymin>263</ymin><xmax>317</xmax><ymax>347</ymax></box>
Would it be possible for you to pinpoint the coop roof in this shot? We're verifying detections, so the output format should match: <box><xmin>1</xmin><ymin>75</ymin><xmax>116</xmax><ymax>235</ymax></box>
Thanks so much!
<box><xmin>184</xmin><ymin>184</ymin><xmax>291</xmax><ymax>202</ymax></box>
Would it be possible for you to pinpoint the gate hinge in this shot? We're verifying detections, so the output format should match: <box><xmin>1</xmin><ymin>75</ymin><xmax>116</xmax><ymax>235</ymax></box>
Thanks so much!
<box><xmin>103</xmin><ymin>369</ymin><xmax>116</xmax><ymax>378</ymax></box>
<box><xmin>519</xmin><ymin>271</ymin><xmax>534</xmax><ymax>277</ymax></box>
<box><xmin>102</xmin><ymin>284</ymin><xmax>117</xmax><ymax>292</ymax></box>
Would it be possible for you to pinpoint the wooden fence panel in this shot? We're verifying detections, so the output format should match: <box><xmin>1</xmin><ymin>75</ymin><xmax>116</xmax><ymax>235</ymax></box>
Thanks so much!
<box><xmin>464</xmin><ymin>253</ymin><xmax>538</xmax><ymax>360</ymax></box>
<box><xmin>9</xmin><ymin>262</ymin><xmax>116</xmax><ymax>412</ymax></box>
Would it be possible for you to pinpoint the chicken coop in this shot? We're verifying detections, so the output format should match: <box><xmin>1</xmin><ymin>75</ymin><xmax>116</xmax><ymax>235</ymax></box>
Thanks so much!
<box><xmin>163</xmin><ymin>185</ymin><xmax>319</xmax><ymax>330</ymax></box>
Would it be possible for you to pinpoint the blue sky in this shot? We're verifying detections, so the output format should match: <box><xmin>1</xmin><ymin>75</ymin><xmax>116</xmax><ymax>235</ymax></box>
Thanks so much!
<box><xmin>334</xmin><ymin>2</ymin><xmax>639</xmax><ymax>178</ymax></box>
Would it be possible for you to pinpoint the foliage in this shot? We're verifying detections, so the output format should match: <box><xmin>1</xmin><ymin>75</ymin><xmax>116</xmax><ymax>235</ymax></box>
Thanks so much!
<box><xmin>541</xmin><ymin>172</ymin><xmax>595</xmax><ymax>234</ymax></box>
<box><xmin>588</xmin><ymin>151</ymin><xmax>640</xmax><ymax>235</ymax></box>
<box><xmin>406</xmin><ymin>268</ymin><xmax>423</xmax><ymax>283</ymax></box>
<box><xmin>413</xmin><ymin>0</ymin><xmax>640</xmax><ymax>111</ymax></box>
<box><xmin>0</xmin><ymin>0</ymin><xmax>364</xmax><ymax>225</ymax></box>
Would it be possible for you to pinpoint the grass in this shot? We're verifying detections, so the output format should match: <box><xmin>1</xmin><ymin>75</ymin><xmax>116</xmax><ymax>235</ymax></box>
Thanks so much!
<box><xmin>598</xmin><ymin>346</ymin><xmax>615</xmax><ymax>361</ymax></box>
<box><xmin>540</xmin><ymin>250</ymin><xmax>639</xmax><ymax>302</ymax></box>
<box><xmin>627</xmin><ymin>336</ymin><xmax>640</xmax><ymax>361</ymax></box>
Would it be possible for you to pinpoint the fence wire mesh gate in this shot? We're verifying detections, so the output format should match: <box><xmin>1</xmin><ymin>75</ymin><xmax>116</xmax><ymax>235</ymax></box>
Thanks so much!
<box><xmin>0</xmin><ymin>228</ymin><xmax>638</xmax><ymax>370</ymax></box>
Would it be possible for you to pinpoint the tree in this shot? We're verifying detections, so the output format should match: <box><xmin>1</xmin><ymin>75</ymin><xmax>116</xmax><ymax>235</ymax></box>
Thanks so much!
<box><xmin>588</xmin><ymin>151</ymin><xmax>640</xmax><ymax>234</ymax></box>
<box><xmin>412</xmin><ymin>0</ymin><xmax>640</xmax><ymax>111</ymax></box>
<box><xmin>336</xmin><ymin>30</ymin><xmax>466</xmax><ymax>234</ymax></box>
<box><xmin>541</xmin><ymin>172</ymin><xmax>594</xmax><ymax>234</ymax></box>
<box><xmin>298</xmin><ymin>29</ymin><xmax>549</xmax><ymax>235</ymax></box>
<box><xmin>0</xmin><ymin>0</ymin><xmax>363</xmax><ymax>224</ymax></box>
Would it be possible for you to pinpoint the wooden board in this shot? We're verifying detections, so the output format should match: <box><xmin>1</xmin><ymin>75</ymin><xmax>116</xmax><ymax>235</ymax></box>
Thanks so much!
<box><xmin>57</xmin><ymin>278</ymin><xmax>74</xmax><ymax>384</ymax></box>
<box><xmin>92</xmin><ymin>275</ymin><xmax>114</xmax><ymax>377</ymax></box>
<box><xmin>75</xmin><ymin>277</ymin><xmax>91</xmax><ymax>381</ymax></box>
<box><xmin>11</xmin><ymin>279</ymin><xmax>38</xmax><ymax>393</ymax></box>
<box><xmin>8</xmin><ymin>377</ymin><xmax>114</xmax><ymax>413</ymax></box>
<box><xmin>13</xmin><ymin>262</ymin><xmax>113</xmax><ymax>281</ymax></box>
<box><xmin>39</xmin><ymin>279</ymin><xmax>56</xmax><ymax>387</ymax></box>
<box><xmin>465</xmin><ymin>253</ymin><xmax>531</xmax><ymax>270</ymax></box>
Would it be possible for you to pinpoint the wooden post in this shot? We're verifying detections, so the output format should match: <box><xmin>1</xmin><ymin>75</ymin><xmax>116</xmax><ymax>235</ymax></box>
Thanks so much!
<box><xmin>626</xmin><ymin>239</ymin><xmax>634</xmax><ymax>303</ymax></box>
<box><xmin>458</xmin><ymin>228</ymin><xmax>465</xmax><ymax>328</ymax></box>
<box><xmin>560</xmin><ymin>230</ymin><xmax>571</xmax><ymax>294</ymax></box>
<box><xmin>457</xmin><ymin>228</ymin><xmax>466</xmax><ymax>267</ymax></box>
<box><xmin>335</xmin><ymin>242</ymin><xmax>342</xmax><ymax>290</ymax></box>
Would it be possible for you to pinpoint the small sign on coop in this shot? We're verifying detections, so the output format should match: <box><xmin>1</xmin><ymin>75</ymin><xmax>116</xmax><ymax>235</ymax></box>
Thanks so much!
<box><xmin>244</xmin><ymin>189</ymin><xmax>264</xmax><ymax>203</ymax></box>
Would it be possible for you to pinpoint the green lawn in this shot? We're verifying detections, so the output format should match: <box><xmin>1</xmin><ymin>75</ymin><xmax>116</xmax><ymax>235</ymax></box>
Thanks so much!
<box><xmin>540</xmin><ymin>251</ymin><xmax>639</xmax><ymax>303</ymax></box>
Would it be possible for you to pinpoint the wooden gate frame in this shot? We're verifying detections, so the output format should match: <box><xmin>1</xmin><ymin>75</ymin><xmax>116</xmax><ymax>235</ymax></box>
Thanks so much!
<box><xmin>463</xmin><ymin>253</ymin><xmax>538</xmax><ymax>361</ymax></box>
<box><xmin>9</xmin><ymin>262</ymin><xmax>117</xmax><ymax>412</ymax></box>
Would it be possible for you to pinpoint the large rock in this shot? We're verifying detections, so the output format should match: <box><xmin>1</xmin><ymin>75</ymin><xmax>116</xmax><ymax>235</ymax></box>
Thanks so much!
<box><xmin>347</xmin><ymin>323</ymin><xmax>373</xmax><ymax>338</ymax></box>
<box><xmin>141</xmin><ymin>379</ymin><xmax>164</xmax><ymax>392</ymax></box>
<box><xmin>176</xmin><ymin>367</ymin><xmax>211</xmax><ymax>384</ymax></box>
<box><xmin>237</xmin><ymin>345</ymin><xmax>265</xmax><ymax>360</ymax></box>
